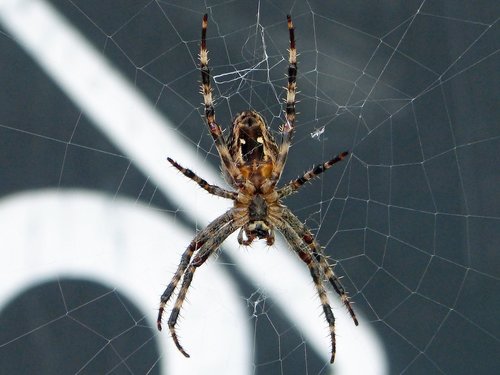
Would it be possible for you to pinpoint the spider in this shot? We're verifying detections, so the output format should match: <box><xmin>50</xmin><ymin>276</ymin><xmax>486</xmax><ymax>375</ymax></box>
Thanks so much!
<box><xmin>157</xmin><ymin>14</ymin><xmax>358</xmax><ymax>364</ymax></box>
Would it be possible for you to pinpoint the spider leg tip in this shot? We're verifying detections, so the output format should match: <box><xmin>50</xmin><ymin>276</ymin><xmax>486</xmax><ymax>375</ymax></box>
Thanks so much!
<box><xmin>175</xmin><ymin>339</ymin><xmax>191</xmax><ymax>358</ymax></box>
<box><xmin>157</xmin><ymin>307</ymin><xmax>165</xmax><ymax>331</ymax></box>
<box><xmin>170</xmin><ymin>326</ymin><xmax>191</xmax><ymax>358</ymax></box>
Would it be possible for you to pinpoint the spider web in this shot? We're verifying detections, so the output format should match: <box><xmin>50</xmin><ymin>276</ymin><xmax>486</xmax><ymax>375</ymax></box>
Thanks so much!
<box><xmin>0</xmin><ymin>0</ymin><xmax>499</xmax><ymax>374</ymax></box>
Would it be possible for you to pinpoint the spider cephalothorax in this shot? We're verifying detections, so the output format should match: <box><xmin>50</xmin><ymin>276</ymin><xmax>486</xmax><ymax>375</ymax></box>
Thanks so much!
<box><xmin>157</xmin><ymin>14</ymin><xmax>358</xmax><ymax>364</ymax></box>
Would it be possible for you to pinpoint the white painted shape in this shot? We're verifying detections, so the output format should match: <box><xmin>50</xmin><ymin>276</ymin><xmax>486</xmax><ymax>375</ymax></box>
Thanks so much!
<box><xmin>0</xmin><ymin>190</ymin><xmax>250</xmax><ymax>374</ymax></box>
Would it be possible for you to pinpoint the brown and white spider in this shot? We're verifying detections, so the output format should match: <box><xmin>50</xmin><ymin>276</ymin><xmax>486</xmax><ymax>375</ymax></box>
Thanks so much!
<box><xmin>157</xmin><ymin>14</ymin><xmax>358</xmax><ymax>364</ymax></box>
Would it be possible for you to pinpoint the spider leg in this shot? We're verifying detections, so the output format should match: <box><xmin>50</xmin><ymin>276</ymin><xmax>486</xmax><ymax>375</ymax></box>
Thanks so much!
<box><xmin>167</xmin><ymin>157</ymin><xmax>237</xmax><ymax>200</ymax></box>
<box><xmin>281</xmin><ymin>208</ymin><xmax>358</xmax><ymax>325</ymax></box>
<box><xmin>272</xmin><ymin>15</ymin><xmax>297</xmax><ymax>183</ymax></box>
<box><xmin>278</xmin><ymin>151</ymin><xmax>349</xmax><ymax>198</ymax></box>
<box><xmin>167</xmin><ymin>220</ymin><xmax>239</xmax><ymax>357</ymax></box>
<box><xmin>200</xmin><ymin>14</ymin><xmax>243</xmax><ymax>187</ymax></box>
<box><xmin>274</xmin><ymin>218</ymin><xmax>338</xmax><ymax>363</ymax></box>
<box><xmin>157</xmin><ymin>209</ymin><xmax>234</xmax><ymax>331</ymax></box>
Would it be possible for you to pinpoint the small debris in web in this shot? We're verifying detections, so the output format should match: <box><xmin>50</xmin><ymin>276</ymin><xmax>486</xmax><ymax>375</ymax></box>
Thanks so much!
<box><xmin>310</xmin><ymin>126</ymin><xmax>325</xmax><ymax>140</ymax></box>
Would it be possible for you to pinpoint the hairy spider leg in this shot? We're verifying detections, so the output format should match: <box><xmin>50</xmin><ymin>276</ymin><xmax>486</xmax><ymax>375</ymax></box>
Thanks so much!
<box><xmin>281</xmin><ymin>207</ymin><xmax>359</xmax><ymax>326</ymax></box>
<box><xmin>167</xmin><ymin>157</ymin><xmax>237</xmax><ymax>200</ymax></box>
<box><xmin>200</xmin><ymin>14</ymin><xmax>243</xmax><ymax>187</ymax></box>
<box><xmin>272</xmin><ymin>15</ymin><xmax>297</xmax><ymax>183</ymax></box>
<box><xmin>157</xmin><ymin>210</ymin><xmax>234</xmax><ymax>331</ymax></box>
<box><xmin>278</xmin><ymin>151</ymin><xmax>349</xmax><ymax>198</ymax></box>
<box><xmin>274</xmin><ymin>218</ymin><xmax>338</xmax><ymax>363</ymax></box>
<box><xmin>167</xmin><ymin>221</ymin><xmax>239</xmax><ymax>357</ymax></box>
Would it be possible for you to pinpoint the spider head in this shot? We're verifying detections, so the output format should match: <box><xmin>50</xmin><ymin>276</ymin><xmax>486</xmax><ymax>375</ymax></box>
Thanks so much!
<box><xmin>229</xmin><ymin>110</ymin><xmax>278</xmax><ymax>164</ymax></box>
<box><xmin>247</xmin><ymin>221</ymin><xmax>271</xmax><ymax>239</ymax></box>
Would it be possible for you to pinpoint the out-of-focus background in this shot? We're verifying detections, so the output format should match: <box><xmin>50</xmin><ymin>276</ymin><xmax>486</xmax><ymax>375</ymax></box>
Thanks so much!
<box><xmin>0</xmin><ymin>1</ymin><xmax>498</xmax><ymax>374</ymax></box>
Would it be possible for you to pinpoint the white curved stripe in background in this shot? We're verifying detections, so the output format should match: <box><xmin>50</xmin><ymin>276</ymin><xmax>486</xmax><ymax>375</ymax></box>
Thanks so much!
<box><xmin>0</xmin><ymin>190</ymin><xmax>250</xmax><ymax>374</ymax></box>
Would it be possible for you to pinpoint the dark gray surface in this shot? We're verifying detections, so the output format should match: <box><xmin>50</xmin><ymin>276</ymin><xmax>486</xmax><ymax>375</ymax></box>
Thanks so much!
<box><xmin>0</xmin><ymin>1</ymin><xmax>499</xmax><ymax>374</ymax></box>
